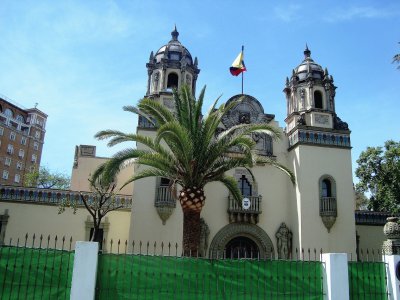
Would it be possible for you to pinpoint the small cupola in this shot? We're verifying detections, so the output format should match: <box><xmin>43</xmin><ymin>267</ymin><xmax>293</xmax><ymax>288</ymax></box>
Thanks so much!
<box><xmin>145</xmin><ymin>26</ymin><xmax>200</xmax><ymax>97</ymax></box>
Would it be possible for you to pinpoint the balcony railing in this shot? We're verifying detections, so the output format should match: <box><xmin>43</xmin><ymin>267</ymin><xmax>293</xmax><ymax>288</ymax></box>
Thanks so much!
<box><xmin>228</xmin><ymin>195</ymin><xmax>262</xmax><ymax>224</ymax></box>
<box><xmin>0</xmin><ymin>185</ymin><xmax>132</xmax><ymax>210</ymax></box>
<box><xmin>319</xmin><ymin>197</ymin><xmax>337</xmax><ymax>217</ymax></box>
<box><xmin>154</xmin><ymin>185</ymin><xmax>176</xmax><ymax>225</ymax></box>
<box><xmin>155</xmin><ymin>186</ymin><xmax>176</xmax><ymax>208</ymax></box>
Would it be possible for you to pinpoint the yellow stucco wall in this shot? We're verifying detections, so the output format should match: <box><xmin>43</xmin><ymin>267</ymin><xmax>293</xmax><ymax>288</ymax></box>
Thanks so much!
<box><xmin>0</xmin><ymin>201</ymin><xmax>130</xmax><ymax>252</ymax></box>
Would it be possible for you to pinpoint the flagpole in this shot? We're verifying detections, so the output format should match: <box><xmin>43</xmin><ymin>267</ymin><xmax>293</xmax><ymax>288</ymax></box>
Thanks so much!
<box><xmin>241</xmin><ymin>45</ymin><xmax>244</xmax><ymax>94</ymax></box>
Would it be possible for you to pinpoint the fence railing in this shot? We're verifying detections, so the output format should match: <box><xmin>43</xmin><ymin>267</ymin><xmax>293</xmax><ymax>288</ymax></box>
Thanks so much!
<box><xmin>0</xmin><ymin>235</ymin><xmax>74</xmax><ymax>299</ymax></box>
<box><xmin>0</xmin><ymin>235</ymin><xmax>398</xmax><ymax>300</ymax></box>
<box><xmin>0</xmin><ymin>185</ymin><xmax>133</xmax><ymax>209</ymax></box>
<box><xmin>95</xmin><ymin>241</ymin><xmax>325</xmax><ymax>300</ymax></box>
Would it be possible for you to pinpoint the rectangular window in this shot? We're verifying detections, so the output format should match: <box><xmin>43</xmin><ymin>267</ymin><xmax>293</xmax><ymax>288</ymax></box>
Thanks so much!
<box><xmin>18</xmin><ymin>149</ymin><xmax>24</xmax><ymax>159</ymax></box>
<box><xmin>35</xmin><ymin>131</ymin><xmax>40</xmax><ymax>139</ymax></box>
<box><xmin>21</xmin><ymin>136</ymin><xmax>27</xmax><ymax>145</ymax></box>
<box><xmin>2</xmin><ymin>170</ymin><xmax>9</xmax><ymax>180</ymax></box>
<box><xmin>31</xmin><ymin>154</ymin><xmax>37</xmax><ymax>163</ymax></box>
<box><xmin>4</xmin><ymin>157</ymin><xmax>11</xmax><ymax>166</ymax></box>
<box><xmin>0</xmin><ymin>127</ymin><xmax>4</xmax><ymax>135</ymax></box>
<box><xmin>7</xmin><ymin>144</ymin><xmax>13</xmax><ymax>155</ymax></box>
<box><xmin>33</xmin><ymin>142</ymin><xmax>39</xmax><ymax>151</ymax></box>
<box><xmin>14</xmin><ymin>174</ymin><xmax>20</xmax><ymax>183</ymax></box>
<box><xmin>16</xmin><ymin>161</ymin><xmax>22</xmax><ymax>170</ymax></box>
<box><xmin>9</xmin><ymin>131</ymin><xmax>16</xmax><ymax>141</ymax></box>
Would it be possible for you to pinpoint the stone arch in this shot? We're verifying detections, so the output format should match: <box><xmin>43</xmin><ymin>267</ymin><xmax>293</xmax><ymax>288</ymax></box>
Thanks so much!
<box><xmin>209</xmin><ymin>223</ymin><xmax>274</xmax><ymax>259</ymax></box>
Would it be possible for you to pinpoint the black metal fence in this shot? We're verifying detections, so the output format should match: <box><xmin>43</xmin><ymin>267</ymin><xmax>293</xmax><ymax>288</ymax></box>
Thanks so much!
<box><xmin>0</xmin><ymin>234</ymin><xmax>74</xmax><ymax>299</ymax></box>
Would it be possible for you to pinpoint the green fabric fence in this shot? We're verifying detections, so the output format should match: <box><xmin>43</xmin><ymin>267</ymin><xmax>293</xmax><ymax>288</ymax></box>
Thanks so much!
<box><xmin>348</xmin><ymin>261</ymin><xmax>388</xmax><ymax>299</ymax></box>
<box><xmin>96</xmin><ymin>254</ymin><xmax>324</xmax><ymax>300</ymax></box>
<box><xmin>0</xmin><ymin>246</ymin><xmax>74</xmax><ymax>299</ymax></box>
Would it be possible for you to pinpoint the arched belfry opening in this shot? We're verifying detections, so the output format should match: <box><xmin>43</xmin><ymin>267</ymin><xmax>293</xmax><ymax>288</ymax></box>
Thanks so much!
<box><xmin>314</xmin><ymin>90</ymin><xmax>323</xmax><ymax>109</ymax></box>
<box><xmin>167</xmin><ymin>73</ymin><xmax>179</xmax><ymax>90</ymax></box>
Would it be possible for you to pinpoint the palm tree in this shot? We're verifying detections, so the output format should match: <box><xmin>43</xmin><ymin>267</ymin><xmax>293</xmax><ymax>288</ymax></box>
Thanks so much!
<box><xmin>94</xmin><ymin>85</ymin><xmax>295</xmax><ymax>255</ymax></box>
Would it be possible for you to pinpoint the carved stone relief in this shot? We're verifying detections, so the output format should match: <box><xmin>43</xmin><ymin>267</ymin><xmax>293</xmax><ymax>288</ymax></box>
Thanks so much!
<box><xmin>315</xmin><ymin>114</ymin><xmax>329</xmax><ymax>125</ymax></box>
<box><xmin>199</xmin><ymin>218</ymin><xmax>210</xmax><ymax>257</ymax></box>
<box><xmin>275</xmin><ymin>223</ymin><xmax>293</xmax><ymax>259</ymax></box>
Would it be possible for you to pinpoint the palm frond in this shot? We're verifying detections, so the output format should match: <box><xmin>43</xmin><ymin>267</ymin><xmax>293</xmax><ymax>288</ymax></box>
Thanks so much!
<box><xmin>218</xmin><ymin>175</ymin><xmax>243</xmax><ymax>204</ymax></box>
<box><xmin>138</xmin><ymin>98</ymin><xmax>175</xmax><ymax>126</ymax></box>
<box><xmin>121</xmin><ymin>168</ymin><xmax>170</xmax><ymax>189</ymax></box>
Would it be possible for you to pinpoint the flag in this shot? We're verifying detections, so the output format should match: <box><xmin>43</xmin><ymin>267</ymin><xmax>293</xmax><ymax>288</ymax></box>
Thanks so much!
<box><xmin>229</xmin><ymin>51</ymin><xmax>246</xmax><ymax>76</ymax></box>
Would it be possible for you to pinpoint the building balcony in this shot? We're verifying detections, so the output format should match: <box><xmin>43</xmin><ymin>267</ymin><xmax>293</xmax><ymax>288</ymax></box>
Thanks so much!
<box><xmin>154</xmin><ymin>185</ymin><xmax>176</xmax><ymax>225</ymax></box>
<box><xmin>320</xmin><ymin>196</ymin><xmax>337</xmax><ymax>232</ymax></box>
<box><xmin>319</xmin><ymin>197</ymin><xmax>337</xmax><ymax>217</ymax></box>
<box><xmin>0</xmin><ymin>185</ymin><xmax>132</xmax><ymax>210</ymax></box>
<box><xmin>227</xmin><ymin>195</ymin><xmax>262</xmax><ymax>224</ymax></box>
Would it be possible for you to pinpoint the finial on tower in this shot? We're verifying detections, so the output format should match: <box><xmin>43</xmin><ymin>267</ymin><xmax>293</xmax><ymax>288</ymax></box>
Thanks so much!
<box><xmin>304</xmin><ymin>44</ymin><xmax>311</xmax><ymax>58</ymax></box>
<box><xmin>171</xmin><ymin>24</ymin><xmax>179</xmax><ymax>41</ymax></box>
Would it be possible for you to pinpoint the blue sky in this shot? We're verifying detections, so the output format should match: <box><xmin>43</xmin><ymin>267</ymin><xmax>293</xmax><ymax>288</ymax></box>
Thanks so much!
<box><xmin>0</xmin><ymin>0</ymin><xmax>399</xmax><ymax>180</ymax></box>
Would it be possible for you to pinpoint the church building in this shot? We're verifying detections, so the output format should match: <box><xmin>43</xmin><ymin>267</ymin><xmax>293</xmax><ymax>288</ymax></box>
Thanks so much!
<box><xmin>3</xmin><ymin>27</ymin><xmax>383</xmax><ymax>256</ymax></box>
<box><xmin>74</xmin><ymin>27</ymin><xmax>357</xmax><ymax>257</ymax></box>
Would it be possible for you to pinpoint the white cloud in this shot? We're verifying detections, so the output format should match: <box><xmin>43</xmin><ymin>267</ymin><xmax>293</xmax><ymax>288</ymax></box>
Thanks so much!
<box><xmin>324</xmin><ymin>6</ymin><xmax>400</xmax><ymax>22</ymax></box>
<box><xmin>273</xmin><ymin>4</ymin><xmax>302</xmax><ymax>22</ymax></box>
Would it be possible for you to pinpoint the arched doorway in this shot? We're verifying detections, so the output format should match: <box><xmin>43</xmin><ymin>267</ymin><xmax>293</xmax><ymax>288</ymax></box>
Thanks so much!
<box><xmin>225</xmin><ymin>236</ymin><xmax>259</xmax><ymax>259</ymax></box>
<box><xmin>209</xmin><ymin>223</ymin><xmax>274</xmax><ymax>259</ymax></box>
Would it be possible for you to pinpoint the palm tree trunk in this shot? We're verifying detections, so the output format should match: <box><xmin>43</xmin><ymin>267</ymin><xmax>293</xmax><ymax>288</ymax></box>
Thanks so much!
<box><xmin>182</xmin><ymin>209</ymin><xmax>201</xmax><ymax>256</ymax></box>
<box><xmin>179</xmin><ymin>186</ymin><xmax>206</xmax><ymax>256</ymax></box>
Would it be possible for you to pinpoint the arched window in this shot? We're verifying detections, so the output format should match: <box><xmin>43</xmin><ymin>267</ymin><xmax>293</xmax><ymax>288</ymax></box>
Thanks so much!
<box><xmin>167</xmin><ymin>73</ymin><xmax>179</xmax><ymax>89</ymax></box>
<box><xmin>319</xmin><ymin>176</ymin><xmax>336</xmax><ymax>198</ymax></box>
<box><xmin>4</xmin><ymin>108</ymin><xmax>13</xmax><ymax>118</ymax></box>
<box><xmin>16</xmin><ymin>115</ymin><xmax>24</xmax><ymax>122</ymax></box>
<box><xmin>160</xmin><ymin>177</ymin><xmax>170</xmax><ymax>186</ymax></box>
<box><xmin>239</xmin><ymin>175</ymin><xmax>252</xmax><ymax>197</ymax></box>
<box><xmin>314</xmin><ymin>91</ymin><xmax>323</xmax><ymax>109</ymax></box>
<box><xmin>319</xmin><ymin>175</ymin><xmax>337</xmax><ymax>231</ymax></box>
<box><xmin>321</xmin><ymin>179</ymin><xmax>332</xmax><ymax>197</ymax></box>
<box><xmin>225</xmin><ymin>236</ymin><xmax>259</xmax><ymax>259</ymax></box>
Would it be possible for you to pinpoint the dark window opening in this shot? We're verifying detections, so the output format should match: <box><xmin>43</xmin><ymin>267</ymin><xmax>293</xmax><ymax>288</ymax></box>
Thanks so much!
<box><xmin>239</xmin><ymin>175</ymin><xmax>252</xmax><ymax>197</ymax></box>
<box><xmin>167</xmin><ymin>73</ymin><xmax>179</xmax><ymax>89</ymax></box>
<box><xmin>322</xmin><ymin>179</ymin><xmax>332</xmax><ymax>197</ymax></box>
<box><xmin>160</xmin><ymin>177</ymin><xmax>170</xmax><ymax>186</ymax></box>
<box><xmin>225</xmin><ymin>236</ymin><xmax>259</xmax><ymax>259</ymax></box>
<box><xmin>314</xmin><ymin>91</ymin><xmax>323</xmax><ymax>109</ymax></box>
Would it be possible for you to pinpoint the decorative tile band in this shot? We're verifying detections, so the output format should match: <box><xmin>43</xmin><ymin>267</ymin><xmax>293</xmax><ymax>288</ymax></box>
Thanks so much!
<box><xmin>288</xmin><ymin>129</ymin><xmax>351</xmax><ymax>149</ymax></box>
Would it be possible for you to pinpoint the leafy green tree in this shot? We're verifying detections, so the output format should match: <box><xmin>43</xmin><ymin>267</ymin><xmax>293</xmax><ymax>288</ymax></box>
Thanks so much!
<box><xmin>24</xmin><ymin>166</ymin><xmax>70</xmax><ymax>189</ymax></box>
<box><xmin>94</xmin><ymin>85</ymin><xmax>295</xmax><ymax>255</ymax></box>
<box><xmin>355</xmin><ymin>140</ymin><xmax>400</xmax><ymax>213</ymax></box>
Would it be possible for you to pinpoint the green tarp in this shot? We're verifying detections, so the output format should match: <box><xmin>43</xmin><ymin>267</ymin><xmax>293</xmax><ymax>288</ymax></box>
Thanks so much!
<box><xmin>0</xmin><ymin>246</ymin><xmax>74</xmax><ymax>299</ymax></box>
<box><xmin>348</xmin><ymin>262</ymin><xmax>387</xmax><ymax>300</ymax></box>
<box><xmin>96</xmin><ymin>254</ymin><xmax>324</xmax><ymax>300</ymax></box>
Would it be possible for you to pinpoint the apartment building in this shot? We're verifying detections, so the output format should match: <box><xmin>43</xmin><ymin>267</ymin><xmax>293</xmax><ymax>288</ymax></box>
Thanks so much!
<box><xmin>0</xmin><ymin>95</ymin><xmax>47</xmax><ymax>185</ymax></box>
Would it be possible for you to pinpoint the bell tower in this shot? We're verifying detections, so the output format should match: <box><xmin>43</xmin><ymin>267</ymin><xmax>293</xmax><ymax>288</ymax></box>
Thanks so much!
<box><xmin>145</xmin><ymin>26</ymin><xmax>200</xmax><ymax>104</ymax></box>
<box><xmin>285</xmin><ymin>46</ymin><xmax>356</xmax><ymax>254</ymax></box>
